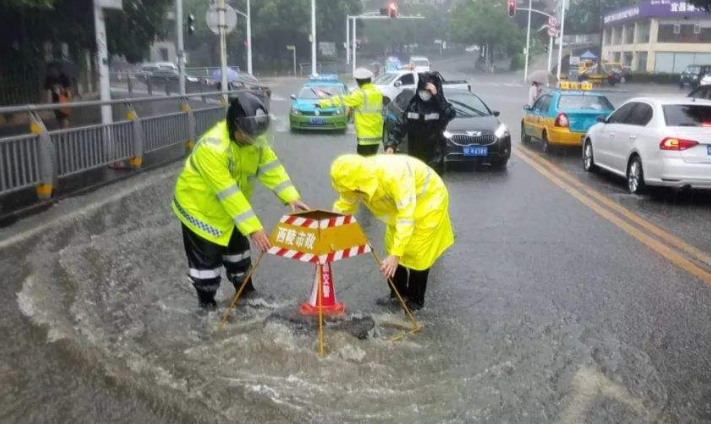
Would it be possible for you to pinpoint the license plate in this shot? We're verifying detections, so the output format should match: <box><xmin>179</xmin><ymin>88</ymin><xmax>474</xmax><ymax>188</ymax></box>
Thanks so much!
<box><xmin>310</xmin><ymin>118</ymin><xmax>325</xmax><ymax>125</ymax></box>
<box><xmin>463</xmin><ymin>146</ymin><xmax>488</xmax><ymax>157</ymax></box>
<box><xmin>707</xmin><ymin>145</ymin><xmax>711</xmax><ymax>155</ymax></box>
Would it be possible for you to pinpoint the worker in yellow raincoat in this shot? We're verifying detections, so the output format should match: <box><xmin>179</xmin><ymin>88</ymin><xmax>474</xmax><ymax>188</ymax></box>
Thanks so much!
<box><xmin>330</xmin><ymin>154</ymin><xmax>454</xmax><ymax>310</ymax></box>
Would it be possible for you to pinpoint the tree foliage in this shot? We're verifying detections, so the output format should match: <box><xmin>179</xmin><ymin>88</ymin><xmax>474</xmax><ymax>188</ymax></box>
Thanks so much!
<box><xmin>564</xmin><ymin>0</ymin><xmax>639</xmax><ymax>34</ymax></box>
<box><xmin>0</xmin><ymin>0</ymin><xmax>172</xmax><ymax>63</ymax></box>
<box><xmin>449</xmin><ymin>0</ymin><xmax>523</xmax><ymax>55</ymax></box>
<box><xmin>689</xmin><ymin>0</ymin><xmax>711</xmax><ymax>11</ymax></box>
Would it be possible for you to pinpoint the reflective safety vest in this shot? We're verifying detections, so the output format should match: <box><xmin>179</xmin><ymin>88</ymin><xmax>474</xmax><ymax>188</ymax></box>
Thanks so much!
<box><xmin>172</xmin><ymin>121</ymin><xmax>300</xmax><ymax>246</ymax></box>
<box><xmin>319</xmin><ymin>83</ymin><xmax>383</xmax><ymax>146</ymax></box>
<box><xmin>331</xmin><ymin>154</ymin><xmax>454</xmax><ymax>270</ymax></box>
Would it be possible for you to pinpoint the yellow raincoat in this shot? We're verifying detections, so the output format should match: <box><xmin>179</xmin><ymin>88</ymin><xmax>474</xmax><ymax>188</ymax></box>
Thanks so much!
<box><xmin>330</xmin><ymin>154</ymin><xmax>454</xmax><ymax>270</ymax></box>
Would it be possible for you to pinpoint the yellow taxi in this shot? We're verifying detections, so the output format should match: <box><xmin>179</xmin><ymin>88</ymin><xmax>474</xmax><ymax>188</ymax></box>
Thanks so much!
<box><xmin>521</xmin><ymin>82</ymin><xmax>615</xmax><ymax>153</ymax></box>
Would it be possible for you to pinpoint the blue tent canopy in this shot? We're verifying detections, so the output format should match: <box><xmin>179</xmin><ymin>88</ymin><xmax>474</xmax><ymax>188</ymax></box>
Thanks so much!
<box><xmin>581</xmin><ymin>51</ymin><xmax>598</xmax><ymax>60</ymax></box>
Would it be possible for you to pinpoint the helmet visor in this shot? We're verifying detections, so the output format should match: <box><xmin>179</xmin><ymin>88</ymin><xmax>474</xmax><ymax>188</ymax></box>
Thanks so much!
<box><xmin>234</xmin><ymin>113</ymin><xmax>275</xmax><ymax>146</ymax></box>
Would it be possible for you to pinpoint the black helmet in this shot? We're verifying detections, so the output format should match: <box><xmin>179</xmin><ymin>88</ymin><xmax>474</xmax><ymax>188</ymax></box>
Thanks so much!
<box><xmin>227</xmin><ymin>92</ymin><xmax>271</xmax><ymax>141</ymax></box>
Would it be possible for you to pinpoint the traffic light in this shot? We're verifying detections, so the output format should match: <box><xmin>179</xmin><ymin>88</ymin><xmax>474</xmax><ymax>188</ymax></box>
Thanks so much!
<box><xmin>379</xmin><ymin>2</ymin><xmax>398</xmax><ymax>18</ymax></box>
<box><xmin>507</xmin><ymin>0</ymin><xmax>516</xmax><ymax>18</ymax></box>
<box><xmin>187</xmin><ymin>13</ymin><xmax>195</xmax><ymax>35</ymax></box>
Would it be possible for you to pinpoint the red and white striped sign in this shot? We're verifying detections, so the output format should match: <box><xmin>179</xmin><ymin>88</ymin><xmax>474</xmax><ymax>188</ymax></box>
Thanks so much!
<box><xmin>279</xmin><ymin>214</ymin><xmax>355</xmax><ymax>229</ymax></box>
<box><xmin>268</xmin><ymin>243</ymin><xmax>371</xmax><ymax>264</ymax></box>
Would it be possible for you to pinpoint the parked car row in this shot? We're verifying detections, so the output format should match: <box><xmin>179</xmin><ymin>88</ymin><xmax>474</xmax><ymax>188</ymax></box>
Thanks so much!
<box><xmin>522</xmin><ymin>81</ymin><xmax>711</xmax><ymax>195</ymax></box>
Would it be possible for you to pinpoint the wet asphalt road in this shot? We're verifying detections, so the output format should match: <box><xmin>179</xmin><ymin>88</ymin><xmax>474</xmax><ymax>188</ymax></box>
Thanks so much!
<box><xmin>1</xmin><ymin>57</ymin><xmax>711</xmax><ymax>423</ymax></box>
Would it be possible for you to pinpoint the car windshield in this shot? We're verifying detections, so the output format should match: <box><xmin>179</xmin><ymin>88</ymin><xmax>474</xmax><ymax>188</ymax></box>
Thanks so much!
<box><xmin>446</xmin><ymin>92</ymin><xmax>491</xmax><ymax>117</ymax></box>
<box><xmin>374</xmin><ymin>73</ymin><xmax>399</xmax><ymax>84</ymax></box>
<box><xmin>413</xmin><ymin>60</ymin><xmax>429</xmax><ymax>67</ymax></box>
<box><xmin>685</xmin><ymin>66</ymin><xmax>701</xmax><ymax>73</ymax></box>
<box><xmin>558</xmin><ymin>95</ymin><xmax>613</xmax><ymax>111</ymax></box>
<box><xmin>298</xmin><ymin>85</ymin><xmax>344</xmax><ymax>99</ymax></box>
<box><xmin>663</xmin><ymin>104</ymin><xmax>711</xmax><ymax>126</ymax></box>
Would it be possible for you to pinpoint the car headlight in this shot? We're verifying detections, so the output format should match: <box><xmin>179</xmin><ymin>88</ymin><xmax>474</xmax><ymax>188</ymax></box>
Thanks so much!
<box><xmin>443</xmin><ymin>130</ymin><xmax>453</xmax><ymax>138</ymax></box>
<box><xmin>494</xmin><ymin>123</ymin><xmax>508</xmax><ymax>139</ymax></box>
<box><xmin>291</xmin><ymin>108</ymin><xmax>301</xmax><ymax>116</ymax></box>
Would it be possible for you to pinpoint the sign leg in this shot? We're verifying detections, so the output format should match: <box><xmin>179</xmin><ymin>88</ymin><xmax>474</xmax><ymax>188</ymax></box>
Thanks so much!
<box><xmin>317</xmin><ymin>264</ymin><xmax>325</xmax><ymax>356</ymax></box>
<box><xmin>217</xmin><ymin>251</ymin><xmax>265</xmax><ymax>331</ymax></box>
<box><xmin>368</xmin><ymin>247</ymin><xmax>421</xmax><ymax>334</ymax></box>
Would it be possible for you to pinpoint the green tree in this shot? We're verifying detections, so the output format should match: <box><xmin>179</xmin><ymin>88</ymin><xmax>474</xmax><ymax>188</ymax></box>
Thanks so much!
<box><xmin>449</xmin><ymin>0</ymin><xmax>523</xmax><ymax>56</ymax></box>
<box><xmin>565</xmin><ymin>0</ymin><xmax>638</xmax><ymax>35</ymax></box>
<box><xmin>689</xmin><ymin>0</ymin><xmax>711</xmax><ymax>10</ymax></box>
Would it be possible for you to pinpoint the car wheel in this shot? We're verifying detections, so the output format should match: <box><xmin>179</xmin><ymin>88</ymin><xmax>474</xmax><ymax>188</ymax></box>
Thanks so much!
<box><xmin>521</xmin><ymin>122</ymin><xmax>531</xmax><ymax>144</ymax></box>
<box><xmin>542</xmin><ymin>133</ymin><xmax>552</xmax><ymax>154</ymax></box>
<box><xmin>627</xmin><ymin>156</ymin><xmax>646</xmax><ymax>194</ymax></box>
<box><xmin>583</xmin><ymin>140</ymin><xmax>597</xmax><ymax>172</ymax></box>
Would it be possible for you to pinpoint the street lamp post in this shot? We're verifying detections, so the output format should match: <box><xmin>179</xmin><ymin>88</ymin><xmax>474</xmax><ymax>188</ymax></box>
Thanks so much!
<box><xmin>311</xmin><ymin>0</ymin><xmax>317</xmax><ymax>75</ymax></box>
<box><xmin>175</xmin><ymin>0</ymin><xmax>186</xmax><ymax>95</ymax></box>
<box><xmin>346</xmin><ymin>16</ymin><xmax>350</xmax><ymax>65</ymax></box>
<box><xmin>557</xmin><ymin>0</ymin><xmax>567</xmax><ymax>80</ymax></box>
<box><xmin>524</xmin><ymin>0</ymin><xmax>532</xmax><ymax>82</ymax></box>
<box><xmin>287</xmin><ymin>45</ymin><xmax>296</xmax><ymax>76</ymax></box>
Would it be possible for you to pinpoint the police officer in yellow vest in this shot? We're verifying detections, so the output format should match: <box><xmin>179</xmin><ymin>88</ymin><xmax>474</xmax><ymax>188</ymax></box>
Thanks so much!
<box><xmin>317</xmin><ymin>68</ymin><xmax>383</xmax><ymax>156</ymax></box>
<box><xmin>172</xmin><ymin>93</ymin><xmax>310</xmax><ymax>308</ymax></box>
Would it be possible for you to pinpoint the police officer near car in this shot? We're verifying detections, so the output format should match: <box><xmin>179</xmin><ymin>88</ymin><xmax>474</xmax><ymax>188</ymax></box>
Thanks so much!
<box><xmin>385</xmin><ymin>72</ymin><xmax>456</xmax><ymax>173</ymax></box>
<box><xmin>317</xmin><ymin>68</ymin><xmax>384</xmax><ymax>156</ymax></box>
<box><xmin>172</xmin><ymin>92</ymin><xmax>310</xmax><ymax>309</ymax></box>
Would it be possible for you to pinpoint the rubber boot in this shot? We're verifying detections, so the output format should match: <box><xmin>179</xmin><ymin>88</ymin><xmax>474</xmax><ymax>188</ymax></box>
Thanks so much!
<box><xmin>195</xmin><ymin>288</ymin><xmax>217</xmax><ymax>309</ymax></box>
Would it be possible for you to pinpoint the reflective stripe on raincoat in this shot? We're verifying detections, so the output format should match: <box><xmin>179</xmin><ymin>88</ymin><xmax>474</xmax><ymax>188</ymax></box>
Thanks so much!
<box><xmin>172</xmin><ymin>120</ymin><xmax>300</xmax><ymax>246</ymax></box>
<box><xmin>318</xmin><ymin>83</ymin><xmax>383</xmax><ymax>145</ymax></box>
<box><xmin>330</xmin><ymin>154</ymin><xmax>454</xmax><ymax>270</ymax></box>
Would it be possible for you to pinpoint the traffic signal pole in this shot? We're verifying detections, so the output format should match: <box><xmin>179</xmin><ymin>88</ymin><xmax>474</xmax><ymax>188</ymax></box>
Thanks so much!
<box><xmin>175</xmin><ymin>0</ymin><xmax>185</xmax><ymax>95</ymax></box>
<box><xmin>524</xmin><ymin>0</ymin><xmax>532</xmax><ymax>82</ymax></box>
<box><xmin>557</xmin><ymin>0</ymin><xmax>566</xmax><ymax>80</ymax></box>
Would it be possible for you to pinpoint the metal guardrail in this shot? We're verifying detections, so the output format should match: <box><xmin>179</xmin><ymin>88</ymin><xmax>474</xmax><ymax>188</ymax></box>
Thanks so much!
<box><xmin>0</xmin><ymin>90</ymin><xmax>240</xmax><ymax>199</ymax></box>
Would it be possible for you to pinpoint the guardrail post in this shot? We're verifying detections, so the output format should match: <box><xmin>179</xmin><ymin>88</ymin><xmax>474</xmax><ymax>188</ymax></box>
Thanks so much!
<box><xmin>125</xmin><ymin>103</ymin><xmax>144</xmax><ymax>168</ymax></box>
<box><xmin>127</xmin><ymin>73</ymin><xmax>133</xmax><ymax>94</ymax></box>
<box><xmin>181</xmin><ymin>98</ymin><xmax>196</xmax><ymax>153</ymax></box>
<box><xmin>29</xmin><ymin>110</ymin><xmax>56</xmax><ymax>199</ymax></box>
<box><xmin>147</xmin><ymin>78</ymin><xmax>153</xmax><ymax>96</ymax></box>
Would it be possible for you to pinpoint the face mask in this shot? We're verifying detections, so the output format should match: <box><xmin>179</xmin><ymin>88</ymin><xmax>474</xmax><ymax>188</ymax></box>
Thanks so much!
<box><xmin>418</xmin><ymin>90</ymin><xmax>432</xmax><ymax>102</ymax></box>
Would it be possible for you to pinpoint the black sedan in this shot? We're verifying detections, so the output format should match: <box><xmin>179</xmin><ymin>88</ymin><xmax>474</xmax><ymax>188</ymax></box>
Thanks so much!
<box><xmin>383</xmin><ymin>88</ymin><xmax>511</xmax><ymax>169</ymax></box>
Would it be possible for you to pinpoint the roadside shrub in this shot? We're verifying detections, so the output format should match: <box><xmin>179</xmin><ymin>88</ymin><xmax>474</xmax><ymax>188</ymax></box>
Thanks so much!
<box><xmin>510</xmin><ymin>54</ymin><xmax>525</xmax><ymax>71</ymax></box>
<box><xmin>629</xmin><ymin>72</ymin><xmax>680</xmax><ymax>84</ymax></box>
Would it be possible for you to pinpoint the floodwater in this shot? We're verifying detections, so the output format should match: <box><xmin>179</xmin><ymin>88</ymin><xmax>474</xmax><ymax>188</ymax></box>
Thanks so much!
<box><xmin>0</xmin><ymin>123</ymin><xmax>688</xmax><ymax>423</ymax></box>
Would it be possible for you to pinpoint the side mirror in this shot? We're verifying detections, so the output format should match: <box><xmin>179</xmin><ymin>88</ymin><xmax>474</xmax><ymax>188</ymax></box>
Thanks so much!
<box><xmin>492</xmin><ymin>111</ymin><xmax>501</xmax><ymax>117</ymax></box>
<box><xmin>290</xmin><ymin>94</ymin><xmax>297</xmax><ymax>100</ymax></box>
<box><xmin>596</xmin><ymin>115</ymin><xmax>607</xmax><ymax>123</ymax></box>
<box><xmin>394</xmin><ymin>81</ymin><xmax>402</xmax><ymax>87</ymax></box>
<box><xmin>523</xmin><ymin>105</ymin><xmax>532</xmax><ymax>111</ymax></box>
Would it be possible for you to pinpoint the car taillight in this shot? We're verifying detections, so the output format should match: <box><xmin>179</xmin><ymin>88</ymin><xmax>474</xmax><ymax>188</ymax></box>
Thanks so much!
<box><xmin>659</xmin><ymin>137</ymin><xmax>699</xmax><ymax>151</ymax></box>
<box><xmin>554</xmin><ymin>113</ymin><xmax>569</xmax><ymax>128</ymax></box>
<box><xmin>702</xmin><ymin>122</ymin><xmax>711</xmax><ymax>127</ymax></box>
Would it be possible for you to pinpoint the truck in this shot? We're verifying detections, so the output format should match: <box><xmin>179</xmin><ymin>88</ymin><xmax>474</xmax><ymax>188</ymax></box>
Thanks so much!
<box><xmin>373</xmin><ymin>70</ymin><xmax>470</xmax><ymax>105</ymax></box>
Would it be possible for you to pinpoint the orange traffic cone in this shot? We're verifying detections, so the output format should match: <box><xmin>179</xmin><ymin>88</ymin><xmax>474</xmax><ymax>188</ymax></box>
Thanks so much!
<box><xmin>300</xmin><ymin>263</ymin><xmax>345</xmax><ymax>316</ymax></box>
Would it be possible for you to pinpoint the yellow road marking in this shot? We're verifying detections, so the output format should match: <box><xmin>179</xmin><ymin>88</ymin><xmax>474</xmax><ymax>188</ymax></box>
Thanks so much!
<box><xmin>514</xmin><ymin>147</ymin><xmax>711</xmax><ymax>287</ymax></box>
<box><xmin>516</xmin><ymin>146</ymin><xmax>711</xmax><ymax>269</ymax></box>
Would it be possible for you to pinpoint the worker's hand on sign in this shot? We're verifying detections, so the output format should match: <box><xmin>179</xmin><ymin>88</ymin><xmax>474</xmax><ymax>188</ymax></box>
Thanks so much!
<box><xmin>425</xmin><ymin>82</ymin><xmax>438</xmax><ymax>95</ymax></box>
<box><xmin>289</xmin><ymin>200</ymin><xmax>311</xmax><ymax>213</ymax></box>
<box><xmin>250</xmin><ymin>230</ymin><xmax>272</xmax><ymax>252</ymax></box>
<box><xmin>385</xmin><ymin>147</ymin><xmax>395</xmax><ymax>154</ymax></box>
<box><xmin>380</xmin><ymin>255</ymin><xmax>400</xmax><ymax>280</ymax></box>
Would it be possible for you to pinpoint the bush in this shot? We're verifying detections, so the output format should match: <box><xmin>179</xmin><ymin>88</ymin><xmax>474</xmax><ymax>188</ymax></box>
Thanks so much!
<box><xmin>510</xmin><ymin>54</ymin><xmax>525</xmax><ymax>71</ymax></box>
<box><xmin>629</xmin><ymin>72</ymin><xmax>681</xmax><ymax>84</ymax></box>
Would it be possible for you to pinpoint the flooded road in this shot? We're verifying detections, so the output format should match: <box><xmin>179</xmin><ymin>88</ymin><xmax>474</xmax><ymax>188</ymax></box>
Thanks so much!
<box><xmin>2</xmin><ymin>65</ymin><xmax>711</xmax><ymax>423</ymax></box>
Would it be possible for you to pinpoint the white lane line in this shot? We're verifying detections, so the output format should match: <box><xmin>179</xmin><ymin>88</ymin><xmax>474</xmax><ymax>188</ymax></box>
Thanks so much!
<box><xmin>0</xmin><ymin>170</ymin><xmax>177</xmax><ymax>251</ymax></box>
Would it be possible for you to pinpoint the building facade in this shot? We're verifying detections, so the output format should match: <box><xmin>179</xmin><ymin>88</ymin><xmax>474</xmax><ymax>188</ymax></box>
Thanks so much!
<box><xmin>602</xmin><ymin>0</ymin><xmax>711</xmax><ymax>73</ymax></box>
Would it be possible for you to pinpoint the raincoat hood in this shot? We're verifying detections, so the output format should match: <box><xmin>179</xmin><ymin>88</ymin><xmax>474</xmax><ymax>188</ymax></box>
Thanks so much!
<box><xmin>330</xmin><ymin>155</ymin><xmax>379</xmax><ymax>200</ymax></box>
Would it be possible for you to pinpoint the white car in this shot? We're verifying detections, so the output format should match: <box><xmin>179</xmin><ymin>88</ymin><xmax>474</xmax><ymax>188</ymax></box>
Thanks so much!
<box><xmin>583</xmin><ymin>97</ymin><xmax>711</xmax><ymax>194</ymax></box>
<box><xmin>700</xmin><ymin>74</ymin><xmax>711</xmax><ymax>86</ymax></box>
<box><xmin>409</xmin><ymin>56</ymin><xmax>431</xmax><ymax>73</ymax></box>
<box><xmin>373</xmin><ymin>70</ymin><xmax>469</xmax><ymax>105</ymax></box>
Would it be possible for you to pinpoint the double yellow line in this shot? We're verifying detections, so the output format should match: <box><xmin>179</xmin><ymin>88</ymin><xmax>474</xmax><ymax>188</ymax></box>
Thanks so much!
<box><xmin>514</xmin><ymin>146</ymin><xmax>711</xmax><ymax>287</ymax></box>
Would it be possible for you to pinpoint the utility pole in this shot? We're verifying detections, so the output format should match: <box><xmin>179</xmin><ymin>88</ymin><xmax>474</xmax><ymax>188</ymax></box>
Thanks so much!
<box><xmin>219</xmin><ymin>0</ymin><xmax>228</xmax><ymax>101</ymax></box>
<box><xmin>93</xmin><ymin>0</ymin><xmax>112</xmax><ymax>127</ymax></box>
<box><xmin>557</xmin><ymin>0</ymin><xmax>567</xmax><ymax>80</ymax></box>
<box><xmin>524</xmin><ymin>0</ymin><xmax>532</xmax><ymax>82</ymax></box>
<box><xmin>311</xmin><ymin>0</ymin><xmax>317</xmax><ymax>75</ymax></box>
<box><xmin>175</xmin><ymin>0</ymin><xmax>186</xmax><ymax>95</ymax></box>
<box><xmin>246</xmin><ymin>0</ymin><xmax>252</xmax><ymax>75</ymax></box>
<box><xmin>346</xmin><ymin>16</ymin><xmax>350</xmax><ymax>65</ymax></box>
<box><xmin>548</xmin><ymin>36</ymin><xmax>554</xmax><ymax>73</ymax></box>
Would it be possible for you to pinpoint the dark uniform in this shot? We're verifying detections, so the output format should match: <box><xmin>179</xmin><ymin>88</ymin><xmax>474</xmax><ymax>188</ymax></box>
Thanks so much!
<box><xmin>386</xmin><ymin>72</ymin><xmax>456</xmax><ymax>173</ymax></box>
